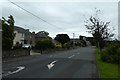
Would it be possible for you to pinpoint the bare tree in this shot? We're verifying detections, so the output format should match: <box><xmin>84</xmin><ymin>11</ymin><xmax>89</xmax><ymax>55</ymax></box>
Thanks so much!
<box><xmin>84</xmin><ymin>9</ymin><xmax>114</xmax><ymax>49</ymax></box>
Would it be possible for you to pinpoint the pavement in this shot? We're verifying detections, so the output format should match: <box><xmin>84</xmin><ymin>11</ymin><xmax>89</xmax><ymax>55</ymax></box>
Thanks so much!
<box><xmin>30</xmin><ymin>50</ymin><xmax>41</xmax><ymax>55</ymax></box>
<box><xmin>2</xmin><ymin>46</ymin><xmax>99</xmax><ymax>79</ymax></box>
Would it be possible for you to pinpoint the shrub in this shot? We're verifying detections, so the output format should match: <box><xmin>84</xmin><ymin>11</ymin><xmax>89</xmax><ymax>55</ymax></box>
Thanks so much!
<box><xmin>13</xmin><ymin>42</ymin><xmax>22</xmax><ymax>50</ymax></box>
<box><xmin>101</xmin><ymin>43</ymin><xmax>120</xmax><ymax>64</ymax></box>
<box><xmin>96</xmin><ymin>48</ymin><xmax>100</xmax><ymax>54</ymax></box>
<box><xmin>55</xmin><ymin>44</ymin><xmax>62</xmax><ymax>49</ymax></box>
<box><xmin>35</xmin><ymin>38</ymin><xmax>55</xmax><ymax>50</ymax></box>
<box><xmin>63</xmin><ymin>42</ymin><xmax>71</xmax><ymax>49</ymax></box>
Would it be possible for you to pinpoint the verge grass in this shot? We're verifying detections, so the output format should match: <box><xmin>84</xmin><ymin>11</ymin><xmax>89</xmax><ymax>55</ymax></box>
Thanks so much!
<box><xmin>95</xmin><ymin>48</ymin><xmax>119</xmax><ymax>79</ymax></box>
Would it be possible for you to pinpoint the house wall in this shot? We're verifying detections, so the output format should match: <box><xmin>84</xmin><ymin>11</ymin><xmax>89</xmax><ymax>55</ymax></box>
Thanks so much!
<box><xmin>13</xmin><ymin>31</ymin><xmax>25</xmax><ymax>45</ymax></box>
<box><xmin>30</xmin><ymin>33</ymin><xmax>35</xmax><ymax>46</ymax></box>
<box><xmin>24</xmin><ymin>32</ymin><xmax>36</xmax><ymax>46</ymax></box>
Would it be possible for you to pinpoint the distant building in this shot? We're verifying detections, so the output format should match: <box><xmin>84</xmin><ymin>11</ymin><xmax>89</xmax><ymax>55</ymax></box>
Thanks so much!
<box><xmin>70</xmin><ymin>38</ymin><xmax>80</xmax><ymax>44</ymax></box>
<box><xmin>79</xmin><ymin>35</ymin><xmax>86</xmax><ymax>41</ymax></box>
<box><xmin>85</xmin><ymin>37</ymin><xmax>94</xmax><ymax>46</ymax></box>
<box><xmin>79</xmin><ymin>35</ymin><xmax>93</xmax><ymax>46</ymax></box>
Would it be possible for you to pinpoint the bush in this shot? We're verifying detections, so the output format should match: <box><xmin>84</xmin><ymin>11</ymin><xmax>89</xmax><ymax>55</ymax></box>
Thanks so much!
<box><xmin>55</xmin><ymin>44</ymin><xmax>62</xmax><ymax>49</ymax></box>
<box><xmin>13</xmin><ymin>42</ymin><xmax>22</xmax><ymax>50</ymax></box>
<box><xmin>35</xmin><ymin>38</ymin><xmax>55</xmax><ymax>50</ymax></box>
<box><xmin>96</xmin><ymin>48</ymin><xmax>100</xmax><ymax>54</ymax></box>
<box><xmin>101</xmin><ymin>43</ymin><xmax>120</xmax><ymax>64</ymax></box>
<box><xmin>63</xmin><ymin>42</ymin><xmax>71</xmax><ymax>49</ymax></box>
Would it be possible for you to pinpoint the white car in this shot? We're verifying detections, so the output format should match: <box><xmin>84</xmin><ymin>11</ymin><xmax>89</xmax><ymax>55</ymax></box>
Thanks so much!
<box><xmin>22</xmin><ymin>44</ymin><xmax>31</xmax><ymax>49</ymax></box>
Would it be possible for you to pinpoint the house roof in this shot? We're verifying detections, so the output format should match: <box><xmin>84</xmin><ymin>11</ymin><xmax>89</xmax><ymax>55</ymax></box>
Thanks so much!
<box><xmin>14</xmin><ymin>26</ymin><xmax>31</xmax><ymax>35</ymax></box>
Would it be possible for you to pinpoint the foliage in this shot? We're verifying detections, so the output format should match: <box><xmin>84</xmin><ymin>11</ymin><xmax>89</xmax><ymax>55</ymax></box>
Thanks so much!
<box><xmin>63</xmin><ymin>42</ymin><xmax>71</xmax><ymax>49</ymax></box>
<box><xmin>84</xmin><ymin>9</ymin><xmax>114</xmax><ymax>49</ymax></box>
<box><xmin>54</xmin><ymin>34</ymin><xmax>70</xmax><ymax>45</ymax></box>
<box><xmin>75</xmin><ymin>42</ymin><xmax>81</xmax><ymax>46</ymax></box>
<box><xmin>13</xmin><ymin>42</ymin><xmax>22</xmax><ymax>50</ymax></box>
<box><xmin>39</xmin><ymin>31</ymin><xmax>49</xmax><ymax>36</ymax></box>
<box><xmin>2</xmin><ymin>15</ymin><xmax>15</xmax><ymax>50</ymax></box>
<box><xmin>55</xmin><ymin>44</ymin><xmax>62</xmax><ymax>49</ymax></box>
<box><xmin>95</xmin><ymin>48</ymin><xmax>100</xmax><ymax>54</ymax></box>
<box><xmin>101</xmin><ymin>43</ymin><xmax>120</xmax><ymax>64</ymax></box>
<box><xmin>35</xmin><ymin>38</ymin><xmax>55</xmax><ymax>51</ymax></box>
<box><xmin>95</xmin><ymin>50</ymin><xmax>118</xmax><ymax>78</ymax></box>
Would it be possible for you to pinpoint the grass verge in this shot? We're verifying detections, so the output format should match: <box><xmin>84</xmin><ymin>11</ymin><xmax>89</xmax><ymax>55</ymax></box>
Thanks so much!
<box><xmin>95</xmin><ymin>48</ymin><xmax>119</xmax><ymax>79</ymax></box>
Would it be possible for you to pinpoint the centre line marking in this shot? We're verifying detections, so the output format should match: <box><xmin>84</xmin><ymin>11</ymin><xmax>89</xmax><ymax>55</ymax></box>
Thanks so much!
<box><xmin>68</xmin><ymin>55</ymin><xmax>75</xmax><ymax>58</ymax></box>
<box><xmin>47</xmin><ymin>60</ymin><xmax>58</xmax><ymax>70</ymax></box>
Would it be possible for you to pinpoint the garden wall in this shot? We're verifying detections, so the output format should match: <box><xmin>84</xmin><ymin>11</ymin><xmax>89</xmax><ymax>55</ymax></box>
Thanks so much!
<box><xmin>3</xmin><ymin>49</ymin><xmax>30</xmax><ymax>58</ymax></box>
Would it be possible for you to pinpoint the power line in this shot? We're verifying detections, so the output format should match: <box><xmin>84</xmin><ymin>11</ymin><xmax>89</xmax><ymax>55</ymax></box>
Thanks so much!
<box><xmin>7</xmin><ymin>0</ymin><xmax>63</xmax><ymax>30</ymax></box>
<box><xmin>7</xmin><ymin>0</ymin><xmax>80</xmax><ymax>37</ymax></box>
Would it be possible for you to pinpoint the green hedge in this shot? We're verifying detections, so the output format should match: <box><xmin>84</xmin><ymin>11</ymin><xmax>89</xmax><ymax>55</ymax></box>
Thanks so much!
<box><xmin>96</xmin><ymin>48</ymin><xmax>119</xmax><ymax>78</ymax></box>
<box><xmin>35</xmin><ymin>38</ymin><xmax>55</xmax><ymax>50</ymax></box>
<box><xmin>101</xmin><ymin>43</ymin><xmax>120</xmax><ymax>64</ymax></box>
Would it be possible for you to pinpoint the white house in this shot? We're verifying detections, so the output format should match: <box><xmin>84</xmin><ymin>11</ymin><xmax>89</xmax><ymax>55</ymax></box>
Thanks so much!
<box><xmin>13</xmin><ymin>26</ymin><xmax>36</xmax><ymax>47</ymax></box>
<box><xmin>13</xmin><ymin>30</ymin><xmax>25</xmax><ymax>46</ymax></box>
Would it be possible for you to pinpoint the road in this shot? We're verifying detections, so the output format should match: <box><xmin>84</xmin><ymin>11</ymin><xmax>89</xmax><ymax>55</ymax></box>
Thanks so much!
<box><xmin>2</xmin><ymin>47</ymin><xmax>99</xmax><ymax>78</ymax></box>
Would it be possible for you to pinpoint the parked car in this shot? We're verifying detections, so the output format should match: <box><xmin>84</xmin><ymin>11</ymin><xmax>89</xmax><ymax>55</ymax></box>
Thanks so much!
<box><xmin>22</xmin><ymin>44</ymin><xmax>31</xmax><ymax>49</ymax></box>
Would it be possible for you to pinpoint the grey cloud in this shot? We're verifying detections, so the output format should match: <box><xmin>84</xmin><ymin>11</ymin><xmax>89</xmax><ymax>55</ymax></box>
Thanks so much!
<box><xmin>1</xmin><ymin>1</ymin><xmax>118</xmax><ymax>39</ymax></box>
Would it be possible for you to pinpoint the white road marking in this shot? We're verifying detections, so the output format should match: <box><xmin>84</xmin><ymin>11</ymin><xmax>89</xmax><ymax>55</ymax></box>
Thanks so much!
<box><xmin>68</xmin><ymin>55</ymin><xmax>75</xmax><ymax>58</ymax></box>
<box><xmin>47</xmin><ymin>60</ymin><xmax>57</xmax><ymax>70</ymax></box>
<box><xmin>4</xmin><ymin>66</ymin><xmax>25</xmax><ymax>76</ymax></box>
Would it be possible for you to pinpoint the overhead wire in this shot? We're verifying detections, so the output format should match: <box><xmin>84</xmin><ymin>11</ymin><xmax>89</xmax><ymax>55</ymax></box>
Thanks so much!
<box><xmin>7</xmin><ymin>0</ymin><xmax>65</xmax><ymax>30</ymax></box>
<box><xmin>7</xmin><ymin>0</ymin><xmax>80</xmax><ymax>37</ymax></box>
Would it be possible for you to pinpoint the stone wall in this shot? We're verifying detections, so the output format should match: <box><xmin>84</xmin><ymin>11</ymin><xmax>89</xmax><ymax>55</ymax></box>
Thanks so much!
<box><xmin>3</xmin><ymin>49</ymin><xmax>30</xmax><ymax>59</ymax></box>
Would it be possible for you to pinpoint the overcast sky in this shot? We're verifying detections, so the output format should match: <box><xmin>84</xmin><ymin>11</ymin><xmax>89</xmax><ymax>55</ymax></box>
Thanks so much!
<box><xmin>1</xmin><ymin>0</ymin><xmax>119</xmax><ymax>39</ymax></box>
